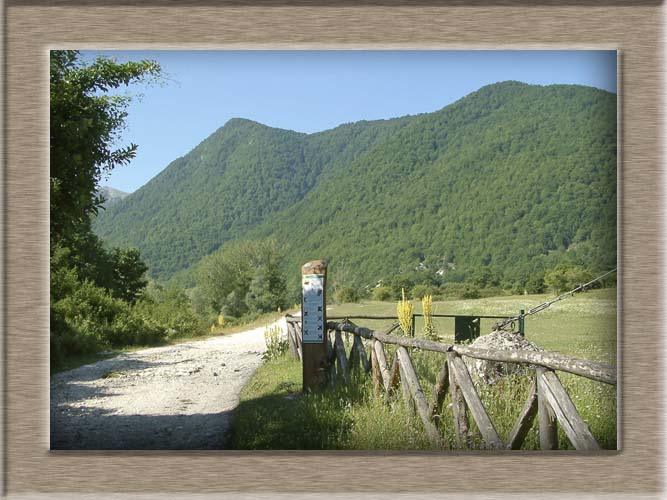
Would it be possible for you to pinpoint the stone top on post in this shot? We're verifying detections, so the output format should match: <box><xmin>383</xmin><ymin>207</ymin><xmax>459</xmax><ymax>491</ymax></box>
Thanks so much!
<box><xmin>302</xmin><ymin>260</ymin><xmax>327</xmax><ymax>275</ymax></box>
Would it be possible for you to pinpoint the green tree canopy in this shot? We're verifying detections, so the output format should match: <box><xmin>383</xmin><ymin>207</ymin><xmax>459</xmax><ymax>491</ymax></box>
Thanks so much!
<box><xmin>50</xmin><ymin>50</ymin><xmax>161</xmax><ymax>246</ymax></box>
<box><xmin>50</xmin><ymin>51</ymin><xmax>166</xmax><ymax>370</ymax></box>
<box><xmin>195</xmin><ymin>238</ymin><xmax>287</xmax><ymax>318</ymax></box>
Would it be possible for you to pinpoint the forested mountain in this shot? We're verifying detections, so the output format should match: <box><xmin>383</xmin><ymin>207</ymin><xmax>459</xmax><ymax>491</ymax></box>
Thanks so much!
<box><xmin>94</xmin><ymin>115</ymin><xmax>413</xmax><ymax>277</ymax></box>
<box><xmin>93</xmin><ymin>81</ymin><xmax>616</xmax><ymax>292</ymax></box>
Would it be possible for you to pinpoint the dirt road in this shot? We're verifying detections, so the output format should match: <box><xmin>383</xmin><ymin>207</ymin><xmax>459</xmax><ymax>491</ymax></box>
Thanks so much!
<box><xmin>50</xmin><ymin>318</ymin><xmax>286</xmax><ymax>450</ymax></box>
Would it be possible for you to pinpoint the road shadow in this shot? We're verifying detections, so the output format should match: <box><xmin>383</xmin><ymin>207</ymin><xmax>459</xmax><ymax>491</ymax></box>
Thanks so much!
<box><xmin>51</xmin><ymin>407</ymin><xmax>235</xmax><ymax>450</ymax></box>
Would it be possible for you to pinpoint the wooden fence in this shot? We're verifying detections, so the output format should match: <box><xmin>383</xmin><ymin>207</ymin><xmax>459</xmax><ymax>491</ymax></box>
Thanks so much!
<box><xmin>284</xmin><ymin>315</ymin><xmax>616</xmax><ymax>451</ymax></box>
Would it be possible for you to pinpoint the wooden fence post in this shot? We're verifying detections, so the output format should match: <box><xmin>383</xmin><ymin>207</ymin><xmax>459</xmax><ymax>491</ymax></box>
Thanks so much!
<box><xmin>285</xmin><ymin>319</ymin><xmax>300</xmax><ymax>360</ymax></box>
<box><xmin>539</xmin><ymin>368</ymin><xmax>600</xmax><ymax>450</ymax></box>
<box><xmin>506</xmin><ymin>378</ymin><xmax>538</xmax><ymax>450</ymax></box>
<box><xmin>447</xmin><ymin>352</ymin><xmax>469</xmax><ymax>448</ymax></box>
<box><xmin>536</xmin><ymin>367</ymin><xmax>559</xmax><ymax>450</ymax></box>
<box><xmin>301</xmin><ymin>260</ymin><xmax>329</xmax><ymax>392</ymax></box>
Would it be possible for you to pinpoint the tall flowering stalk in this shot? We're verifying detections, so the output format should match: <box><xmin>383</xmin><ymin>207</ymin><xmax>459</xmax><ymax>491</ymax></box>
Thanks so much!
<box><xmin>421</xmin><ymin>294</ymin><xmax>438</xmax><ymax>340</ymax></box>
<box><xmin>397</xmin><ymin>288</ymin><xmax>413</xmax><ymax>336</ymax></box>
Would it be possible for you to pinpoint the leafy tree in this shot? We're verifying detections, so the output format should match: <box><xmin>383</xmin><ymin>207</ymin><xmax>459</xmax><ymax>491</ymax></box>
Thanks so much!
<box><xmin>50</xmin><ymin>50</ymin><xmax>161</xmax><ymax>246</ymax></box>
<box><xmin>525</xmin><ymin>272</ymin><xmax>546</xmax><ymax>294</ymax></box>
<box><xmin>411</xmin><ymin>283</ymin><xmax>436</xmax><ymax>300</ymax></box>
<box><xmin>544</xmin><ymin>264</ymin><xmax>594</xmax><ymax>294</ymax></box>
<box><xmin>50</xmin><ymin>50</ymin><xmax>167</xmax><ymax>370</ymax></box>
<box><xmin>196</xmin><ymin>238</ymin><xmax>287</xmax><ymax>318</ymax></box>
<box><xmin>333</xmin><ymin>286</ymin><xmax>360</xmax><ymax>304</ymax></box>
<box><xmin>108</xmin><ymin>247</ymin><xmax>148</xmax><ymax>303</ymax></box>
<box><xmin>372</xmin><ymin>285</ymin><xmax>393</xmax><ymax>301</ymax></box>
<box><xmin>246</xmin><ymin>270</ymin><xmax>287</xmax><ymax>314</ymax></box>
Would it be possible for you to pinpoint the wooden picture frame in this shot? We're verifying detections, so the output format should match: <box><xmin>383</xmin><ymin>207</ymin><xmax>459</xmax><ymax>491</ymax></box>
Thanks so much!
<box><xmin>3</xmin><ymin>1</ymin><xmax>663</xmax><ymax>497</ymax></box>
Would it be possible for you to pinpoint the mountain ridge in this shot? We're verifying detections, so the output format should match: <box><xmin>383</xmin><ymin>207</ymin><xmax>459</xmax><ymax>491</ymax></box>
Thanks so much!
<box><xmin>93</xmin><ymin>81</ymin><xmax>616</xmax><ymax>291</ymax></box>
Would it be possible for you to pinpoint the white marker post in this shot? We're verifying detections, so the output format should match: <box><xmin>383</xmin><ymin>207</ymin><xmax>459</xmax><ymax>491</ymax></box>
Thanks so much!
<box><xmin>301</xmin><ymin>260</ymin><xmax>328</xmax><ymax>392</ymax></box>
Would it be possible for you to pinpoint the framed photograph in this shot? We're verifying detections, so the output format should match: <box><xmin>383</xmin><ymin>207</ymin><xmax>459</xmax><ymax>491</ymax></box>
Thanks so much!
<box><xmin>4</xmin><ymin>1</ymin><xmax>664</xmax><ymax>498</ymax></box>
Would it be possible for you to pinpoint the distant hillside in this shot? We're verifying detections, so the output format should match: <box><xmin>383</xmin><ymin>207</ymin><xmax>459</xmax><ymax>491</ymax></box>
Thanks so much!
<box><xmin>94</xmin><ymin>115</ymin><xmax>413</xmax><ymax>277</ymax></box>
<box><xmin>93</xmin><ymin>81</ymin><xmax>616</xmax><ymax>291</ymax></box>
<box><xmin>98</xmin><ymin>186</ymin><xmax>130</xmax><ymax>208</ymax></box>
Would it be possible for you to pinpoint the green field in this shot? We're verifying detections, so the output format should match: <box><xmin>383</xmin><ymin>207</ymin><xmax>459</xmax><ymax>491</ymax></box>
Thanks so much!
<box><xmin>232</xmin><ymin>289</ymin><xmax>617</xmax><ymax>450</ymax></box>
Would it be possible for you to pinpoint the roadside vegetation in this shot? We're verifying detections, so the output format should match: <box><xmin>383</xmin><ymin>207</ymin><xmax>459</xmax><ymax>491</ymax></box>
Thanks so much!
<box><xmin>50</xmin><ymin>51</ymin><xmax>292</xmax><ymax>373</ymax></box>
<box><xmin>232</xmin><ymin>288</ymin><xmax>617</xmax><ymax>450</ymax></box>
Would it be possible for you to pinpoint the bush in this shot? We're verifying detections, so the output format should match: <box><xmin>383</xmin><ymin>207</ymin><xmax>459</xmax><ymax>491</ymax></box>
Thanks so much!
<box><xmin>372</xmin><ymin>285</ymin><xmax>393</xmax><ymax>301</ymax></box>
<box><xmin>195</xmin><ymin>238</ymin><xmax>287</xmax><ymax>318</ymax></box>
<box><xmin>334</xmin><ymin>286</ymin><xmax>360</xmax><ymax>304</ymax></box>
<box><xmin>461</xmin><ymin>284</ymin><xmax>481</xmax><ymax>299</ymax></box>
<box><xmin>136</xmin><ymin>284</ymin><xmax>204</xmax><ymax>339</ymax></box>
<box><xmin>263</xmin><ymin>325</ymin><xmax>288</xmax><ymax>360</ymax></box>
<box><xmin>525</xmin><ymin>272</ymin><xmax>546</xmax><ymax>294</ymax></box>
<box><xmin>107</xmin><ymin>309</ymin><xmax>164</xmax><ymax>347</ymax></box>
<box><xmin>544</xmin><ymin>264</ymin><xmax>594</xmax><ymax>294</ymax></box>
<box><xmin>411</xmin><ymin>283</ymin><xmax>436</xmax><ymax>300</ymax></box>
<box><xmin>440</xmin><ymin>282</ymin><xmax>481</xmax><ymax>300</ymax></box>
<box><xmin>386</xmin><ymin>274</ymin><xmax>415</xmax><ymax>299</ymax></box>
<box><xmin>50</xmin><ymin>265</ymin><xmax>198</xmax><ymax>370</ymax></box>
<box><xmin>52</xmin><ymin>278</ymin><xmax>168</xmax><ymax>350</ymax></box>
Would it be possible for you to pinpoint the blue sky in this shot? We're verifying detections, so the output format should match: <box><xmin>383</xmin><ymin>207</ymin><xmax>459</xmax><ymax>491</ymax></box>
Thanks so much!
<box><xmin>85</xmin><ymin>50</ymin><xmax>617</xmax><ymax>193</ymax></box>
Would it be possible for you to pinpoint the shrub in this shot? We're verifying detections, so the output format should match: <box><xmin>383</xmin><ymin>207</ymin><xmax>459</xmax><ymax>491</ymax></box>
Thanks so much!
<box><xmin>135</xmin><ymin>285</ymin><xmax>204</xmax><ymax>339</ymax></box>
<box><xmin>387</xmin><ymin>274</ymin><xmax>415</xmax><ymax>300</ymax></box>
<box><xmin>461</xmin><ymin>284</ymin><xmax>481</xmax><ymax>299</ymax></box>
<box><xmin>263</xmin><ymin>325</ymin><xmax>288</xmax><ymax>360</ymax></box>
<box><xmin>440</xmin><ymin>282</ymin><xmax>481</xmax><ymax>300</ymax></box>
<box><xmin>334</xmin><ymin>286</ymin><xmax>360</xmax><ymax>304</ymax></box>
<box><xmin>411</xmin><ymin>283</ymin><xmax>436</xmax><ymax>300</ymax></box>
<box><xmin>372</xmin><ymin>285</ymin><xmax>393</xmax><ymax>301</ymax></box>
<box><xmin>544</xmin><ymin>264</ymin><xmax>594</xmax><ymax>294</ymax></box>
<box><xmin>525</xmin><ymin>272</ymin><xmax>546</xmax><ymax>294</ymax></box>
<box><xmin>50</xmin><ymin>269</ymin><xmax>186</xmax><ymax>370</ymax></box>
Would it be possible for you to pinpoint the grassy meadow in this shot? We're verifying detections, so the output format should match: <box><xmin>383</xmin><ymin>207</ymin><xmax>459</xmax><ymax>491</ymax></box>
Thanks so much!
<box><xmin>232</xmin><ymin>288</ymin><xmax>617</xmax><ymax>450</ymax></box>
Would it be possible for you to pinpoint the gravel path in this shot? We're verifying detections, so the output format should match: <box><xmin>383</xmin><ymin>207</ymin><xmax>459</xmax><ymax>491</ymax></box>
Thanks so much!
<box><xmin>50</xmin><ymin>318</ymin><xmax>286</xmax><ymax>450</ymax></box>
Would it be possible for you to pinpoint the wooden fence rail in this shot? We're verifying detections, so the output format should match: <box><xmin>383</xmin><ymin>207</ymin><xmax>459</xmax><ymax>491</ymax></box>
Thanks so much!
<box><xmin>284</xmin><ymin>315</ymin><xmax>615</xmax><ymax>451</ymax></box>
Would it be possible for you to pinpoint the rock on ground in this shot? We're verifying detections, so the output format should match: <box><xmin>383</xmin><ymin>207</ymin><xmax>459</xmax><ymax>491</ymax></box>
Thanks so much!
<box><xmin>463</xmin><ymin>330</ymin><xmax>544</xmax><ymax>384</ymax></box>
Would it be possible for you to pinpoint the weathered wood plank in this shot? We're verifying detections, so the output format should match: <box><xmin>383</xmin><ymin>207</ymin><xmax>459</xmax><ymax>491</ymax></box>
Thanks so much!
<box><xmin>371</xmin><ymin>346</ymin><xmax>381</xmax><ymax>396</ymax></box>
<box><xmin>506</xmin><ymin>378</ymin><xmax>538</xmax><ymax>450</ymax></box>
<box><xmin>536</xmin><ymin>367</ymin><xmax>558</xmax><ymax>450</ymax></box>
<box><xmin>540</xmin><ymin>369</ymin><xmax>600</xmax><ymax>450</ymax></box>
<box><xmin>400</xmin><ymin>362</ymin><xmax>414</xmax><ymax>413</ymax></box>
<box><xmin>293</xmin><ymin>321</ymin><xmax>303</xmax><ymax>360</ymax></box>
<box><xmin>328</xmin><ymin>333</ymin><xmax>336</xmax><ymax>388</ymax></box>
<box><xmin>384</xmin><ymin>354</ymin><xmax>401</xmax><ymax>404</ymax></box>
<box><xmin>326</xmin><ymin>332</ymin><xmax>334</xmax><ymax>362</ymax></box>
<box><xmin>286</xmin><ymin>321</ymin><xmax>300</xmax><ymax>360</ymax></box>
<box><xmin>328</xmin><ymin>321</ymin><xmax>451</xmax><ymax>353</ymax></box>
<box><xmin>396</xmin><ymin>346</ymin><xmax>444</xmax><ymax>448</ymax></box>
<box><xmin>428</xmin><ymin>361</ymin><xmax>449</xmax><ymax>422</ymax></box>
<box><xmin>354</xmin><ymin>335</ymin><xmax>371</xmax><ymax>373</ymax></box>
<box><xmin>454</xmin><ymin>345</ymin><xmax>616</xmax><ymax>386</ymax></box>
<box><xmin>449</xmin><ymin>355</ymin><xmax>503</xmax><ymax>449</ymax></box>
<box><xmin>327</xmin><ymin>321</ymin><xmax>616</xmax><ymax>385</ymax></box>
<box><xmin>334</xmin><ymin>329</ymin><xmax>349</xmax><ymax>384</ymax></box>
<box><xmin>348</xmin><ymin>335</ymin><xmax>359</xmax><ymax>372</ymax></box>
<box><xmin>447</xmin><ymin>352</ymin><xmax>468</xmax><ymax>448</ymax></box>
<box><xmin>373</xmin><ymin>340</ymin><xmax>391</xmax><ymax>391</ymax></box>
